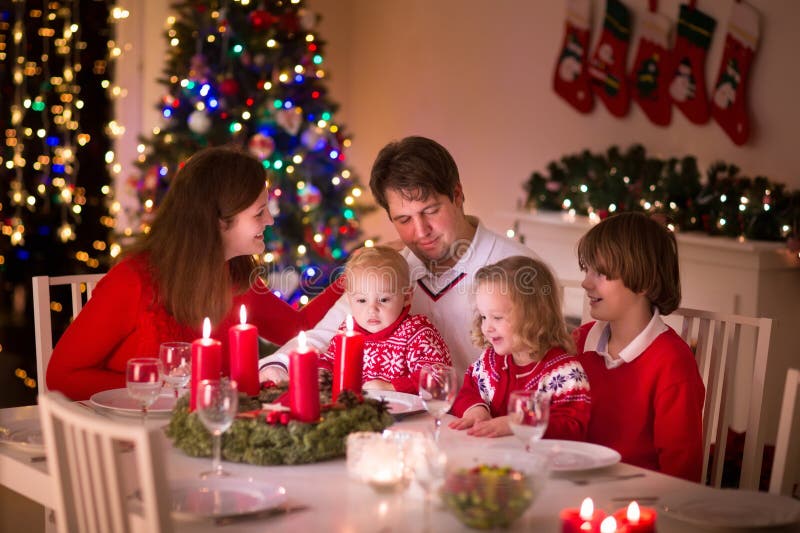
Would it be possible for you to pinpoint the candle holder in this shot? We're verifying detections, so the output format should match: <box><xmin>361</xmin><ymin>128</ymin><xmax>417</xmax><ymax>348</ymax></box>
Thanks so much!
<box><xmin>346</xmin><ymin>431</ymin><xmax>411</xmax><ymax>493</ymax></box>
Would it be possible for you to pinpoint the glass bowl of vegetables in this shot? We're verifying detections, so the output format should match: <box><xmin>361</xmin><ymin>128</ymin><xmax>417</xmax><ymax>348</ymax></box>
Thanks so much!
<box><xmin>439</xmin><ymin>449</ymin><xmax>548</xmax><ymax>529</ymax></box>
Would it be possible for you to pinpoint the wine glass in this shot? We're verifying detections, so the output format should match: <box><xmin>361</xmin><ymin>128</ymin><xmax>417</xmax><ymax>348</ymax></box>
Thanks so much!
<box><xmin>159</xmin><ymin>342</ymin><xmax>192</xmax><ymax>398</ymax></box>
<box><xmin>418</xmin><ymin>364</ymin><xmax>457</xmax><ymax>443</ymax></box>
<box><xmin>126</xmin><ymin>357</ymin><xmax>163</xmax><ymax>424</ymax></box>
<box><xmin>507</xmin><ymin>390</ymin><xmax>550</xmax><ymax>452</ymax></box>
<box><xmin>196</xmin><ymin>378</ymin><xmax>238</xmax><ymax>478</ymax></box>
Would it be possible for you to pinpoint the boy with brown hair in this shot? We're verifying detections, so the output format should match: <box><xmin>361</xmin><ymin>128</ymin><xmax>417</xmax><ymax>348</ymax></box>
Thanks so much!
<box><xmin>574</xmin><ymin>212</ymin><xmax>705</xmax><ymax>482</ymax></box>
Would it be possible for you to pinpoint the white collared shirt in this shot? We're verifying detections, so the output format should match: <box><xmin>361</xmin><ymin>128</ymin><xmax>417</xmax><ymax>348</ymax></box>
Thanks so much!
<box><xmin>583</xmin><ymin>309</ymin><xmax>669</xmax><ymax>369</ymax></box>
<box><xmin>259</xmin><ymin>217</ymin><xmax>535</xmax><ymax>380</ymax></box>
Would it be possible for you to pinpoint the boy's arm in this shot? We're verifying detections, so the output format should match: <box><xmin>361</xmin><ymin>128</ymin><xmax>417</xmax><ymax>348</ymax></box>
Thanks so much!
<box><xmin>258</xmin><ymin>293</ymin><xmax>350</xmax><ymax>382</ymax></box>
<box><xmin>653</xmin><ymin>373</ymin><xmax>706</xmax><ymax>482</ymax></box>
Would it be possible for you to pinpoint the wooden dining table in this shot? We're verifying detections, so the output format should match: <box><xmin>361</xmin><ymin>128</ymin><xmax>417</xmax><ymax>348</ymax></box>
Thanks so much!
<box><xmin>1</xmin><ymin>403</ymin><xmax>798</xmax><ymax>532</ymax></box>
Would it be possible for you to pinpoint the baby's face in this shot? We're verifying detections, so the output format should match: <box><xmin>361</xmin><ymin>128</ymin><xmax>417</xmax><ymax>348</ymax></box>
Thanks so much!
<box><xmin>346</xmin><ymin>266</ymin><xmax>409</xmax><ymax>334</ymax></box>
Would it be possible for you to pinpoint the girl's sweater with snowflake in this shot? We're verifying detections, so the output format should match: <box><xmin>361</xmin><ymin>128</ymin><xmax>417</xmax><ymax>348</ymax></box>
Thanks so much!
<box><xmin>319</xmin><ymin>307</ymin><xmax>451</xmax><ymax>394</ymax></box>
<box><xmin>451</xmin><ymin>346</ymin><xmax>591</xmax><ymax>441</ymax></box>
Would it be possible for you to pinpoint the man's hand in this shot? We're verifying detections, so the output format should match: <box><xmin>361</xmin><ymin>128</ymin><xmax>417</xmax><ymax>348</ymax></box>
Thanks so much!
<box><xmin>449</xmin><ymin>405</ymin><xmax>491</xmax><ymax>430</ymax></box>
<box><xmin>259</xmin><ymin>366</ymin><xmax>289</xmax><ymax>385</ymax></box>
<box><xmin>362</xmin><ymin>379</ymin><xmax>395</xmax><ymax>391</ymax></box>
<box><xmin>466</xmin><ymin>414</ymin><xmax>513</xmax><ymax>438</ymax></box>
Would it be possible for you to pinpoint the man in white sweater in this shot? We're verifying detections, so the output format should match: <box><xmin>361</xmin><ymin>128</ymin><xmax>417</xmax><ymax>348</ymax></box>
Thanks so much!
<box><xmin>259</xmin><ymin>136</ymin><xmax>534</xmax><ymax>383</ymax></box>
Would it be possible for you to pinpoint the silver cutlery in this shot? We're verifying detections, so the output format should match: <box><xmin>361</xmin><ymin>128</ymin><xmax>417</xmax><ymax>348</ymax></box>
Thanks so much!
<box><xmin>213</xmin><ymin>503</ymin><xmax>308</xmax><ymax>526</ymax></box>
<box><xmin>568</xmin><ymin>473</ymin><xmax>645</xmax><ymax>486</ymax></box>
<box><xmin>610</xmin><ymin>496</ymin><xmax>659</xmax><ymax>502</ymax></box>
<box><xmin>28</xmin><ymin>455</ymin><xmax>47</xmax><ymax>463</ymax></box>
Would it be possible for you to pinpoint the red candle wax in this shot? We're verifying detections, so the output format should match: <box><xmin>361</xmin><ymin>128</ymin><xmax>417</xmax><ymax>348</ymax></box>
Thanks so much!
<box><xmin>613</xmin><ymin>502</ymin><xmax>656</xmax><ymax>533</ymax></box>
<box><xmin>561</xmin><ymin>498</ymin><xmax>607</xmax><ymax>533</ymax></box>
<box><xmin>229</xmin><ymin>304</ymin><xmax>260</xmax><ymax>396</ymax></box>
<box><xmin>332</xmin><ymin>314</ymin><xmax>365</xmax><ymax>402</ymax></box>
<box><xmin>288</xmin><ymin>331</ymin><xmax>320</xmax><ymax>422</ymax></box>
<box><xmin>190</xmin><ymin>317</ymin><xmax>222</xmax><ymax>411</ymax></box>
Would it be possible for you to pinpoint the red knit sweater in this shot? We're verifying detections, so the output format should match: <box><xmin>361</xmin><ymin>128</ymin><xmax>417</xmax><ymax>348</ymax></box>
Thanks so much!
<box><xmin>320</xmin><ymin>307</ymin><xmax>451</xmax><ymax>394</ymax></box>
<box><xmin>46</xmin><ymin>254</ymin><xmax>343</xmax><ymax>400</ymax></box>
<box><xmin>574</xmin><ymin>322</ymin><xmax>705</xmax><ymax>482</ymax></box>
<box><xmin>451</xmin><ymin>346</ymin><xmax>591</xmax><ymax>441</ymax></box>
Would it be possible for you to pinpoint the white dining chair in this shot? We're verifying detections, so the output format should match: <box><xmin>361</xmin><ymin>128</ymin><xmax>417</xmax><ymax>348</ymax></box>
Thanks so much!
<box><xmin>667</xmin><ymin>307</ymin><xmax>773</xmax><ymax>490</ymax></box>
<box><xmin>38</xmin><ymin>392</ymin><xmax>174</xmax><ymax>533</ymax></box>
<box><xmin>769</xmin><ymin>368</ymin><xmax>800</xmax><ymax>498</ymax></box>
<box><xmin>557</xmin><ymin>278</ymin><xmax>591</xmax><ymax>325</ymax></box>
<box><xmin>32</xmin><ymin>274</ymin><xmax>105</xmax><ymax>393</ymax></box>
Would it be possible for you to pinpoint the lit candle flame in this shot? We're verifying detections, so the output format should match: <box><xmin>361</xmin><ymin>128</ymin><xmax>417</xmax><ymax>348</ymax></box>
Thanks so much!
<box><xmin>202</xmin><ymin>317</ymin><xmax>211</xmax><ymax>339</ymax></box>
<box><xmin>627</xmin><ymin>501</ymin><xmax>640</xmax><ymax>524</ymax></box>
<box><xmin>298</xmin><ymin>331</ymin><xmax>308</xmax><ymax>352</ymax></box>
<box><xmin>599</xmin><ymin>516</ymin><xmax>617</xmax><ymax>533</ymax></box>
<box><xmin>346</xmin><ymin>314</ymin><xmax>354</xmax><ymax>333</ymax></box>
<box><xmin>239</xmin><ymin>304</ymin><xmax>247</xmax><ymax>325</ymax></box>
<box><xmin>579</xmin><ymin>497</ymin><xmax>594</xmax><ymax>520</ymax></box>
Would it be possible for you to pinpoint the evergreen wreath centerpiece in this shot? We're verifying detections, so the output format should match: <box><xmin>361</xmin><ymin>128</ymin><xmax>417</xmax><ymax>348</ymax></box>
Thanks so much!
<box><xmin>167</xmin><ymin>377</ymin><xmax>394</xmax><ymax>465</ymax></box>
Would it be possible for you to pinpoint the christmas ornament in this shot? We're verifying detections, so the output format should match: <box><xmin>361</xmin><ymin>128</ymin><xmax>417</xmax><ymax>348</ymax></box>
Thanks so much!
<box><xmin>280</xmin><ymin>13</ymin><xmax>299</xmax><ymax>34</ymax></box>
<box><xmin>711</xmin><ymin>1</ymin><xmax>759</xmax><ymax>145</ymax></box>
<box><xmin>301</xmin><ymin>126</ymin><xmax>327</xmax><ymax>151</ymax></box>
<box><xmin>588</xmin><ymin>0</ymin><xmax>631</xmax><ymax>117</ymax></box>
<box><xmin>298</xmin><ymin>184</ymin><xmax>322</xmax><ymax>211</ymax></box>
<box><xmin>552</xmin><ymin>0</ymin><xmax>593</xmax><ymax>114</ymax></box>
<box><xmin>276</xmin><ymin>108</ymin><xmax>302</xmax><ymax>135</ymax></box>
<box><xmin>249</xmin><ymin>9</ymin><xmax>276</xmax><ymax>31</ymax></box>
<box><xmin>668</xmin><ymin>3</ymin><xmax>716</xmax><ymax>124</ymax></box>
<box><xmin>248</xmin><ymin>133</ymin><xmax>276</xmax><ymax>159</ymax></box>
<box><xmin>298</xmin><ymin>9</ymin><xmax>317</xmax><ymax>31</ymax></box>
<box><xmin>187</xmin><ymin>109</ymin><xmax>212</xmax><ymax>134</ymax></box>
<box><xmin>219</xmin><ymin>77</ymin><xmax>240</xmax><ymax>97</ymax></box>
<box><xmin>629</xmin><ymin>3</ymin><xmax>673</xmax><ymax>126</ymax></box>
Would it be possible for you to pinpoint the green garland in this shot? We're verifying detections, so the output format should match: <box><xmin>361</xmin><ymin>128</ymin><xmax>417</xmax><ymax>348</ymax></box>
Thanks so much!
<box><xmin>166</xmin><ymin>387</ymin><xmax>394</xmax><ymax>466</ymax></box>
<box><xmin>524</xmin><ymin>145</ymin><xmax>800</xmax><ymax>249</ymax></box>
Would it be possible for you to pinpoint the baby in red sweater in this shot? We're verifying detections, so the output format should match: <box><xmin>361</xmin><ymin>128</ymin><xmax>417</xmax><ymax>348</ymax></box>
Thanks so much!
<box><xmin>449</xmin><ymin>256</ymin><xmax>591</xmax><ymax>440</ymax></box>
<box><xmin>319</xmin><ymin>246</ymin><xmax>451</xmax><ymax>393</ymax></box>
<box><xmin>573</xmin><ymin>212</ymin><xmax>705</xmax><ymax>482</ymax></box>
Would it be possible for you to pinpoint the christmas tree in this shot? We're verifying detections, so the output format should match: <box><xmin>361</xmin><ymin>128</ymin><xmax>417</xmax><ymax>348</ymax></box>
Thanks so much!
<box><xmin>0</xmin><ymin>1</ymin><xmax>119</xmax><ymax>395</ymax></box>
<box><xmin>132</xmin><ymin>0</ymin><xmax>370</xmax><ymax>306</ymax></box>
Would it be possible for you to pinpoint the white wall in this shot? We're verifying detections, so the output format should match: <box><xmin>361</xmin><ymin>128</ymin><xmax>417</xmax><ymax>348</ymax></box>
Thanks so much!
<box><xmin>308</xmin><ymin>0</ymin><xmax>800</xmax><ymax>245</ymax></box>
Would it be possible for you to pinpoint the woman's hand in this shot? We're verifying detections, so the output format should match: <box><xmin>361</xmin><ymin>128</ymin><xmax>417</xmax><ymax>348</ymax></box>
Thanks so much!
<box><xmin>362</xmin><ymin>379</ymin><xmax>395</xmax><ymax>391</ymax></box>
<box><xmin>466</xmin><ymin>415</ymin><xmax>513</xmax><ymax>438</ymax></box>
<box><xmin>449</xmin><ymin>405</ymin><xmax>491</xmax><ymax>430</ymax></box>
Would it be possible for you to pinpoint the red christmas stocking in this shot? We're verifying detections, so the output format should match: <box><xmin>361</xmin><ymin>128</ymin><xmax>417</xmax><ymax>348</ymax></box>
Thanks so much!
<box><xmin>588</xmin><ymin>0</ymin><xmax>632</xmax><ymax>117</ymax></box>
<box><xmin>629</xmin><ymin>8</ymin><xmax>673</xmax><ymax>126</ymax></box>
<box><xmin>711</xmin><ymin>1</ymin><xmax>759</xmax><ymax>145</ymax></box>
<box><xmin>553</xmin><ymin>0</ymin><xmax>593</xmax><ymax>113</ymax></box>
<box><xmin>668</xmin><ymin>3</ymin><xmax>716</xmax><ymax>124</ymax></box>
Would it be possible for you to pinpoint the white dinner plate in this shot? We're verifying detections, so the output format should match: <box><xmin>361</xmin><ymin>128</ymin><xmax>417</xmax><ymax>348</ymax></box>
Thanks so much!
<box><xmin>0</xmin><ymin>419</ymin><xmax>45</xmax><ymax>454</ymax></box>
<box><xmin>90</xmin><ymin>388</ymin><xmax>176</xmax><ymax>416</ymax></box>
<box><xmin>531</xmin><ymin>439</ymin><xmax>621</xmax><ymax>472</ymax></box>
<box><xmin>661</xmin><ymin>489</ymin><xmax>800</xmax><ymax>530</ymax></box>
<box><xmin>365</xmin><ymin>390</ymin><xmax>425</xmax><ymax>415</ymax></box>
<box><xmin>170</xmin><ymin>477</ymin><xmax>287</xmax><ymax>520</ymax></box>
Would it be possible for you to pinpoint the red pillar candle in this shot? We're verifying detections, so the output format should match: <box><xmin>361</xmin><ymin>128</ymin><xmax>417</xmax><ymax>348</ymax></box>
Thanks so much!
<box><xmin>561</xmin><ymin>498</ymin><xmax>607</xmax><ymax>533</ymax></box>
<box><xmin>190</xmin><ymin>317</ymin><xmax>222</xmax><ymax>411</ymax></box>
<box><xmin>613</xmin><ymin>502</ymin><xmax>656</xmax><ymax>533</ymax></box>
<box><xmin>288</xmin><ymin>331</ymin><xmax>320</xmax><ymax>422</ymax></box>
<box><xmin>229</xmin><ymin>304</ymin><xmax>260</xmax><ymax>396</ymax></box>
<box><xmin>332</xmin><ymin>314</ymin><xmax>365</xmax><ymax>403</ymax></box>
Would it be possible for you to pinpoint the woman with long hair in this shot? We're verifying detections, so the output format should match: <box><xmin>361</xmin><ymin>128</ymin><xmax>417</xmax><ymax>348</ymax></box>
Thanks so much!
<box><xmin>47</xmin><ymin>146</ymin><xmax>342</xmax><ymax>400</ymax></box>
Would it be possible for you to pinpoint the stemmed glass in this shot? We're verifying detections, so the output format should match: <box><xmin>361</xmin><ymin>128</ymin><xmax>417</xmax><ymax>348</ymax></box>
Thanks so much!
<box><xmin>418</xmin><ymin>364</ymin><xmax>457</xmax><ymax>443</ymax></box>
<box><xmin>126</xmin><ymin>357</ymin><xmax>163</xmax><ymax>424</ymax></box>
<box><xmin>507</xmin><ymin>390</ymin><xmax>550</xmax><ymax>452</ymax></box>
<box><xmin>196</xmin><ymin>378</ymin><xmax>238</xmax><ymax>478</ymax></box>
<box><xmin>159</xmin><ymin>342</ymin><xmax>192</xmax><ymax>399</ymax></box>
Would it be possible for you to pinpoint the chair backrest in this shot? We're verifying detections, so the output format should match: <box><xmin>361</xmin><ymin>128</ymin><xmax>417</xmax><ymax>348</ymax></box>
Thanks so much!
<box><xmin>38</xmin><ymin>392</ymin><xmax>173</xmax><ymax>533</ymax></box>
<box><xmin>666</xmin><ymin>307</ymin><xmax>772</xmax><ymax>489</ymax></box>
<box><xmin>557</xmin><ymin>278</ymin><xmax>591</xmax><ymax>325</ymax></box>
<box><xmin>769</xmin><ymin>368</ymin><xmax>800</xmax><ymax>497</ymax></box>
<box><xmin>32</xmin><ymin>274</ymin><xmax>105</xmax><ymax>393</ymax></box>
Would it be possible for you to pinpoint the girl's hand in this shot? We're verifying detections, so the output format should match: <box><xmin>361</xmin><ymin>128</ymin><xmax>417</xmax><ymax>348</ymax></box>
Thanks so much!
<box><xmin>449</xmin><ymin>406</ymin><xmax>490</xmax><ymax>430</ymax></box>
<box><xmin>362</xmin><ymin>379</ymin><xmax>395</xmax><ymax>391</ymax></box>
<box><xmin>466</xmin><ymin>415</ymin><xmax>513</xmax><ymax>438</ymax></box>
